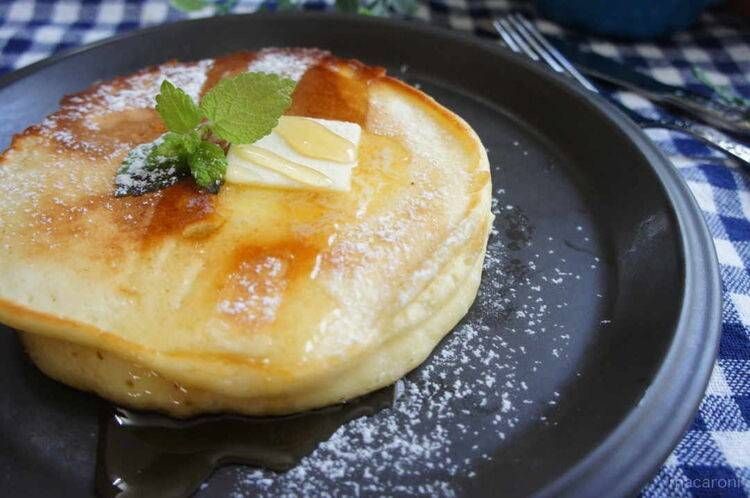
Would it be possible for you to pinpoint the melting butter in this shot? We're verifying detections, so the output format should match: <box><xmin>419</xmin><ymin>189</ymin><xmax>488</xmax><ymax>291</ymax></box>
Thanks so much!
<box><xmin>233</xmin><ymin>145</ymin><xmax>333</xmax><ymax>188</ymax></box>
<box><xmin>225</xmin><ymin>117</ymin><xmax>362</xmax><ymax>192</ymax></box>
<box><xmin>275</xmin><ymin>116</ymin><xmax>356</xmax><ymax>164</ymax></box>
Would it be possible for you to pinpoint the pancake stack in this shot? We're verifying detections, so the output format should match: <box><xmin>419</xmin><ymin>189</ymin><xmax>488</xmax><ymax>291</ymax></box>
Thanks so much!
<box><xmin>0</xmin><ymin>48</ymin><xmax>493</xmax><ymax>416</ymax></box>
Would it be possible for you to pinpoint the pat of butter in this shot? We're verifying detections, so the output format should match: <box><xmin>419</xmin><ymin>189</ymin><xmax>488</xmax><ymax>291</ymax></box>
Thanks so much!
<box><xmin>226</xmin><ymin>117</ymin><xmax>361</xmax><ymax>192</ymax></box>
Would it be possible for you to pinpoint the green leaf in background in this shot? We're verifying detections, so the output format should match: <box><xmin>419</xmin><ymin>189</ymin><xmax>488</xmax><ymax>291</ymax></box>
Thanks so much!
<box><xmin>215</xmin><ymin>0</ymin><xmax>240</xmax><ymax>14</ymax></box>
<box><xmin>170</xmin><ymin>0</ymin><xmax>209</xmax><ymax>12</ymax></box>
<box><xmin>188</xmin><ymin>141</ymin><xmax>228</xmax><ymax>193</ymax></box>
<box><xmin>155</xmin><ymin>80</ymin><xmax>203</xmax><ymax>134</ymax></box>
<box><xmin>199</xmin><ymin>72</ymin><xmax>296</xmax><ymax>144</ymax></box>
<box><xmin>692</xmin><ymin>66</ymin><xmax>750</xmax><ymax>109</ymax></box>
<box><xmin>170</xmin><ymin>0</ymin><xmax>242</xmax><ymax>15</ymax></box>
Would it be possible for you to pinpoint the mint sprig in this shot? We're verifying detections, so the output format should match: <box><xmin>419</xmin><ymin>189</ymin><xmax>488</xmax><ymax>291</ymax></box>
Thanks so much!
<box><xmin>115</xmin><ymin>72</ymin><xmax>296</xmax><ymax>197</ymax></box>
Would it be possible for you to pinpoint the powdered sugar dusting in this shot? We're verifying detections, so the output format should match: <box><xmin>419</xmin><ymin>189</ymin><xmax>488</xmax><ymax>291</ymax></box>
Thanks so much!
<box><xmin>218</xmin><ymin>256</ymin><xmax>287</xmax><ymax>326</ymax></box>
<box><xmin>94</xmin><ymin>58</ymin><xmax>212</xmax><ymax>112</ymax></box>
<box><xmin>248</xmin><ymin>48</ymin><xmax>325</xmax><ymax>82</ymax></box>
<box><xmin>113</xmin><ymin>135</ymin><xmax>181</xmax><ymax>196</ymax></box>
<box><xmin>198</xmin><ymin>191</ymin><xmax>598</xmax><ymax>498</ymax></box>
<box><xmin>36</xmin><ymin>59</ymin><xmax>213</xmax><ymax>160</ymax></box>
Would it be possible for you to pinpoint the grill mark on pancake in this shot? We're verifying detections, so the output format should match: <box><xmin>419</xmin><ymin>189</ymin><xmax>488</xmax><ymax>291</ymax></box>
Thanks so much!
<box><xmin>288</xmin><ymin>61</ymin><xmax>382</xmax><ymax>125</ymax></box>
<box><xmin>217</xmin><ymin>242</ymin><xmax>319</xmax><ymax>328</ymax></box>
<box><xmin>203</xmin><ymin>49</ymin><xmax>381</xmax><ymax>125</ymax></box>
<box><xmin>201</xmin><ymin>51</ymin><xmax>257</xmax><ymax>95</ymax></box>
<box><xmin>92</xmin><ymin>108</ymin><xmax>165</xmax><ymax>146</ymax></box>
<box><xmin>141</xmin><ymin>180</ymin><xmax>219</xmax><ymax>245</ymax></box>
<box><xmin>21</xmin><ymin>179</ymin><xmax>220</xmax><ymax>258</ymax></box>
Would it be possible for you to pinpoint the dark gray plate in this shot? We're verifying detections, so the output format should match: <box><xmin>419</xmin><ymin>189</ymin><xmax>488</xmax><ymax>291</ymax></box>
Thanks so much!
<box><xmin>0</xmin><ymin>12</ymin><xmax>721</xmax><ymax>498</ymax></box>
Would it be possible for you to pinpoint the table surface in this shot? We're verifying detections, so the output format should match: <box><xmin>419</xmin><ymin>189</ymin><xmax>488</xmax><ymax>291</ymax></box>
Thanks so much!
<box><xmin>0</xmin><ymin>1</ymin><xmax>749</xmax><ymax>496</ymax></box>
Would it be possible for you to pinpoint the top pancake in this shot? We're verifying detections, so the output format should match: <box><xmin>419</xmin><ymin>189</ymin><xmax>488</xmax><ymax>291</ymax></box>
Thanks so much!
<box><xmin>0</xmin><ymin>48</ymin><xmax>492</xmax><ymax>414</ymax></box>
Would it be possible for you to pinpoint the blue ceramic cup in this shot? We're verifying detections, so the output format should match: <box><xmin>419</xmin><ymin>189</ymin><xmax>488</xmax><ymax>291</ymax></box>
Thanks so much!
<box><xmin>535</xmin><ymin>0</ymin><xmax>719</xmax><ymax>39</ymax></box>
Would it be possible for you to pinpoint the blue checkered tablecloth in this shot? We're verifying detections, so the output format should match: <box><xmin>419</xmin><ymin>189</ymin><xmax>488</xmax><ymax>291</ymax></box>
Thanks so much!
<box><xmin>0</xmin><ymin>1</ymin><xmax>748</xmax><ymax>496</ymax></box>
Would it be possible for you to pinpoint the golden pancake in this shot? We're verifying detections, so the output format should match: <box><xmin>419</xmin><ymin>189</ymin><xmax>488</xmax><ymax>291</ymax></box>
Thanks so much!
<box><xmin>0</xmin><ymin>48</ymin><xmax>492</xmax><ymax>416</ymax></box>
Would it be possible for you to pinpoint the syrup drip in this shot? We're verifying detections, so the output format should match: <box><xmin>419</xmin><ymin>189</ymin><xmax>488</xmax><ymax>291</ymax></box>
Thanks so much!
<box><xmin>95</xmin><ymin>384</ymin><xmax>396</xmax><ymax>498</ymax></box>
<box><xmin>275</xmin><ymin>116</ymin><xmax>357</xmax><ymax>164</ymax></box>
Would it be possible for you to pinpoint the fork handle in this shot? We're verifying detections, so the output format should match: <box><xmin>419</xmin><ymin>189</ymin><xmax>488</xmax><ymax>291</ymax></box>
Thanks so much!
<box><xmin>658</xmin><ymin>92</ymin><xmax>750</xmax><ymax>139</ymax></box>
<box><xmin>643</xmin><ymin>117</ymin><xmax>750</xmax><ymax>166</ymax></box>
<box><xmin>615</xmin><ymin>103</ymin><xmax>750</xmax><ymax>166</ymax></box>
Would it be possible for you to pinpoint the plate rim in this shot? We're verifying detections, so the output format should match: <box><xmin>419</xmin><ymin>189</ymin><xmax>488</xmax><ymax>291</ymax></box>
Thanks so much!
<box><xmin>0</xmin><ymin>12</ymin><xmax>722</xmax><ymax>498</ymax></box>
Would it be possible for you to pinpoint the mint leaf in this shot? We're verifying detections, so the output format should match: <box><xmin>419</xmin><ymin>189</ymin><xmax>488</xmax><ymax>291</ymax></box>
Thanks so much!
<box><xmin>114</xmin><ymin>135</ymin><xmax>188</xmax><ymax>196</ymax></box>
<box><xmin>156</xmin><ymin>80</ymin><xmax>202</xmax><ymax>134</ymax></box>
<box><xmin>114</xmin><ymin>132</ymin><xmax>224</xmax><ymax>196</ymax></box>
<box><xmin>188</xmin><ymin>141</ymin><xmax>227</xmax><ymax>193</ymax></box>
<box><xmin>199</xmin><ymin>72</ymin><xmax>295</xmax><ymax>144</ymax></box>
<box><xmin>153</xmin><ymin>130</ymin><xmax>201</xmax><ymax>158</ymax></box>
<box><xmin>170</xmin><ymin>0</ymin><xmax>209</xmax><ymax>12</ymax></box>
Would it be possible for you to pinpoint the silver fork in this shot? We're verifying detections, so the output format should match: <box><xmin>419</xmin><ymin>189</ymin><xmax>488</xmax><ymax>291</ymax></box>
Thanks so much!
<box><xmin>494</xmin><ymin>14</ymin><xmax>750</xmax><ymax>167</ymax></box>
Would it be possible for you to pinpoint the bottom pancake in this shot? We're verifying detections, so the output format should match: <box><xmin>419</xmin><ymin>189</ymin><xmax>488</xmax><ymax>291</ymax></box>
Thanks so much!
<box><xmin>20</xmin><ymin>222</ymin><xmax>489</xmax><ymax>417</ymax></box>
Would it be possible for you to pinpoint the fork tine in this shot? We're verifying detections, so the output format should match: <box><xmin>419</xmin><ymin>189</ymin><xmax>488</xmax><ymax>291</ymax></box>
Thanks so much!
<box><xmin>512</xmin><ymin>14</ymin><xmax>599</xmax><ymax>93</ymax></box>
<box><xmin>492</xmin><ymin>19</ymin><xmax>521</xmax><ymax>53</ymax></box>
<box><xmin>506</xmin><ymin>15</ymin><xmax>565</xmax><ymax>73</ymax></box>
<box><xmin>494</xmin><ymin>18</ymin><xmax>539</xmax><ymax>61</ymax></box>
